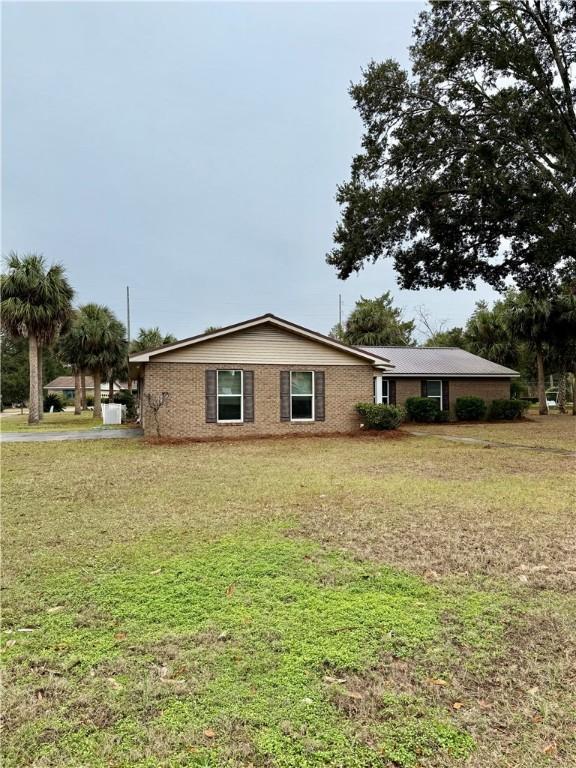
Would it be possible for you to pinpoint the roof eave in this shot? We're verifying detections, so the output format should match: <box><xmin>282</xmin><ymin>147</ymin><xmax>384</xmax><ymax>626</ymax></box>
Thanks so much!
<box><xmin>129</xmin><ymin>313</ymin><xmax>392</xmax><ymax>366</ymax></box>
<box><xmin>383</xmin><ymin>372</ymin><xmax>520</xmax><ymax>378</ymax></box>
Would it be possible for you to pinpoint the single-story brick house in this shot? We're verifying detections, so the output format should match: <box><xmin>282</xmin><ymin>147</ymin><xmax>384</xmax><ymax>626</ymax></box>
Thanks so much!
<box><xmin>362</xmin><ymin>345</ymin><xmax>519</xmax><ymax>414</ymax></box>
<box><xmin>129</xmin><ymin>313</ymin><xmax>519</xmax><ymax>439</ymax></box>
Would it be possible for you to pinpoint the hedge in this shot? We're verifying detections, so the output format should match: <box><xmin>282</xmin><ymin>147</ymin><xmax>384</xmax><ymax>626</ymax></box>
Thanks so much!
<box><xmin>455</xmin><ymin>396</ymin><xmax>487</xmax><ymax>421</ymax></box>
<box><xmin>404</xmin><ymin>396</ymin><xmax>440</xmax><ymax>423</ymax></box>
<box><xmin>487</xmin><ymin>399</ymin><xmax>529</xmax><ymax>421</ymax></box>
<box><xmin>356</xmin><ymin>403</ymin><xmax>405</xmax><ymax>430</ymax></box>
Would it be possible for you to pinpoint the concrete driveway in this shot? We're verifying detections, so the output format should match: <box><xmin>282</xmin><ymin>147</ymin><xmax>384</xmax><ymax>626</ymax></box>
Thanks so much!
<box><xmin>0</xmin><ymin>427</ymin><xmax>143</xmax><ymax>443</ymax></box>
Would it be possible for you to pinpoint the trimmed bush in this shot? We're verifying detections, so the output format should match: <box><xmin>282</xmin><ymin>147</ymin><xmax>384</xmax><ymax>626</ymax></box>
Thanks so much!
<box><xmin>86</xmin><ymin>395</ymin><xmax>94</xmax><ymax>407</ymax></box>
<box><xmin>487</xmin><ymin>398</ymin><xmax>529</xmax><ymax>421</ymax></box>
<box><xmin>43</xmin><ymin>392</ymin><xmax>65</xmax><ymax>413</ymax></box>
<box><xmin>356</xmin><ymin>403</ymin><xmax>405</xmax><ymax>430</ymax></box>
<box><xmin>405</xmin><ymin>396</ymin><xmax>440</xmax><ymax>423</ymax></box>
<box><xmin>455</xmin><ymin>396</ymin><xmax>487</xmax><ymax>421</ymax></box>
<box><xmin>113</xmin><ymin>389</ymin><xmax>137</xmax><ymax>420</ymax></box>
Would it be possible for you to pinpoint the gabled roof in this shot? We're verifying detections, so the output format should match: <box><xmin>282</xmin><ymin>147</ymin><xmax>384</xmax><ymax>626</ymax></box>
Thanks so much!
<box><xmin>359</xmin><ymin>346</ymin><xmax>519</xmax><ymax>377</ymax></box>
<box><xmin>129</xmin><ymin>313</ymin><xmax>392</xmax><ymax>367</ymax></box>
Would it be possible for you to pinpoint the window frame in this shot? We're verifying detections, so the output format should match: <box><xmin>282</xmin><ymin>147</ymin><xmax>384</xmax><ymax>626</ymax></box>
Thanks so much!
<box><xmin>373</xmin><ymin>376</ymin><xmax>389</xmax><ymax>405</ymax></box>
<box><xmin>425</xmin><ymin>379</ymin><xmax>443</xmax><ymax>408</ymax></box>
<box><xmin>290</xmin><ymin>370</ymin><xmax>315</xmax><ymax>422</ymax></box>
<box><xmin>217</xmin><ymin>369</ymin><xmax>244</xmax><ymax>423</ymax></box>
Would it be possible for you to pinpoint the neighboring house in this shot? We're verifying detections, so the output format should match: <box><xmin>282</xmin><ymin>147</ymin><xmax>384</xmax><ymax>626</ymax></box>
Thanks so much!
<box><xmin>44</xmin><ymin>376</ymin><xmax>131</xmax><ymax>399</ymax></box>
<box><xmin>362</xmin><ymin>346</ymin><xmax>518</xmax><ymax>414</ymax></box>
<box><xmin>129</xmin><ymin>313</ymin><xmax>519</xmax><ymax>439</ymax></box>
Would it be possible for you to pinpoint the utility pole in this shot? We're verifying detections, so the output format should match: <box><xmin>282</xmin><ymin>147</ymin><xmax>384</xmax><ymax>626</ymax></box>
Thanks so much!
<box><xmin>126</xmin><ymin>286</ymin><xmax>132</xmax><ymax>390</ymax></box>
<box><xmin>338</xmin><ymin>293</ymin><xmax>342</xmax><ymax>327</ymax></box>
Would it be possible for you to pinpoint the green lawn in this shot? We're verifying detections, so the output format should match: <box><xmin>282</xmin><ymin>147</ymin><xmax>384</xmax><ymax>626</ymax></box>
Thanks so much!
<box><xmin>2</xmin><ymin>431</ymin><xmax>574</xmax><ymax>767</ymax></box>
<box><xmin>0</xmin><ymin>411</ymin><xmax>103</xmax><ymax>432</ymax></box>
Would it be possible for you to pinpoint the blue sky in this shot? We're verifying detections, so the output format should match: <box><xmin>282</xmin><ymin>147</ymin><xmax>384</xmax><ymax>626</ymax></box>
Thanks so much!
<box><xmin>2</xmin><ymin>1</ymin><xmax>497</xmax><ymax>341</ymax></box>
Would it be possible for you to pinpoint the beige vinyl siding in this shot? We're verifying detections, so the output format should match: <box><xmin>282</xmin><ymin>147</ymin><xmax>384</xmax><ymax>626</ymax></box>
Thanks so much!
<box><xmin>153</xmin><ymin>324</ymin><xmax>366</xmax><ymax>366</ymax></box>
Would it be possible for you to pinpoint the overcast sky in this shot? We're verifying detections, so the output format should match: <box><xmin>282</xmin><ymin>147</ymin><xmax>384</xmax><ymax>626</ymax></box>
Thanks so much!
<box><xmin>2</xmin><ymin>1</ymin><xmax>497</xmax><ymax>341</ymax></box>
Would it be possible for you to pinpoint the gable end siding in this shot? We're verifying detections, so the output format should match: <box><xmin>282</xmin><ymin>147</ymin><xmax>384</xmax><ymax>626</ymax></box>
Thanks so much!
<box><xmin>151</xmin><ymin>324</ymin><xmax>369</xmax><ymax>366</ymax></box>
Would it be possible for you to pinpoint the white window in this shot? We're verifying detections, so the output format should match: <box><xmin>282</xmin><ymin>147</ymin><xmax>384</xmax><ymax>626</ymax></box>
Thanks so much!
<box><xmin>290</xmin><ymin>371</ymin><xmax>314</xmax><ymax>421</ymax></box>
<box><xmin>426</xmin><ymin>380</ymin><xmax>442</xmax><ymax>408</ymax></box>
<box><xmin>217</xmin><ymin>370</ymin><xmax>243</xmax><ymax>422</ymax></box>
<box><xmin>373</xmin><ymin>377</ymin><xmax>389</xmax><ymax>405</ymax></box>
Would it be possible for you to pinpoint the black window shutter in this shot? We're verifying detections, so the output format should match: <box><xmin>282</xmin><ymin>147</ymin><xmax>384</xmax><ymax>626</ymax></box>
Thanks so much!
<box><xmin>442</xmin><ymin>379</ymin><xmax>450</xmax><ymax>412</ymax></box>
<box><xmin>280</xmin><ymin>371</ymin><xmax>290</xmax><ymax>421</ymax></box>
<box><xmin>314</xmin><ymin>371</ymin><xmax>325</xmax><ymax>421</ymax></box>
<box><xmin>421</xmin><ymin>380</ymin><xmax>427</xmax><ymax>398</ymax></box>
<box><xmin>389</xmin><ymin>379</ymin><xmax>397</xmax><ymax>406</ymax></box>
<box><xmin>243</xmin><ymin>370</ymin><xmax>254</xmax><ymax>422</ymax></box>
<box><xmin>205</xmin><ymin>370</ymin><xmax>217</xmax><ymax>423</ymax></box>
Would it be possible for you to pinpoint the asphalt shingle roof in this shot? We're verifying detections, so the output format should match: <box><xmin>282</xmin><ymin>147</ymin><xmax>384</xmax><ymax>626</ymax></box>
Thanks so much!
<box><xmin>358</xmin><ymin>347</ymin><xmax>519</xmax><ymax>377</ymax></box>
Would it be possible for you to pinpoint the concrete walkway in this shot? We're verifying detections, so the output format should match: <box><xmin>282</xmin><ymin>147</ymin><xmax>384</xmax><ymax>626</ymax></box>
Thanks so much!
<box><xmin>406</xmin><ymin>430</ymin><xmax>576</xmax><ymax>456</ymax></box>
<box><xmin>0</xmin><ymin>427</ymin><xmax>143</xmax><ymax>443</ymax></box>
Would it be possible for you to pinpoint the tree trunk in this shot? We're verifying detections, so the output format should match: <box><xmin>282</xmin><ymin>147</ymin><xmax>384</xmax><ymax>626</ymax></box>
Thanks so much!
<box><xmin>37</xmin><ymin>344</ymin><xmax>44</xmax><ymax>420</ymax></box>
<box><xmin>93</xmin><ymin>369</ymin><xmax>102</xmax><ymax>419</ymax></box>
<box><xmin>74</xmin><ymin>369</ymin><xmax>82</xmax><ymax>415</ymax></box>
<box><xmin>28</xmin><ymin>334</ymin><xmax>40</xmax><ymax>425</ymax></box>
<box><xmin>81</xmin><ymin>370</ymin><xmax>87</xmax><ymax>410</ymax></box>
<box><xmin>573</xmin><ymin>369</ymin><xmax>576</xmax><ymax>416</ymax></box>
<box><xmin>536</xmin><ymin>347</ymin><xmax>547</xmax><ymax>415</ymax></box>
<box><xmin>108</xmin><ymin>379</ymin><xmax>114</xmax><ymax>402</ymax></box>
<box><xmin>557</xmin><ymin>368</ymin><xmax>567</xmax><ymax>413</ymax></box>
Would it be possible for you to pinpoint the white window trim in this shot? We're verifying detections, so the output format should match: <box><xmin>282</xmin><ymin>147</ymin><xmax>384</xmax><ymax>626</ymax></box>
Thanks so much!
<box><xmin>290</xmin><ymin>371</ymin><xmax>315</xmax><ymax>422</ymax></box>
<box><xmin>374</xmin><ymin>376</ymin><xmax>389</xmax><ymax>405</ymax></box>
<box><xmin>217</xmin><ymin>369</ymin><xmax>243</xmax><ymax>423</ymax></box>
<box><xmin>426</xmin><ymin>379</ymin><xmax>443</xmax><ymax>407</ymax></box>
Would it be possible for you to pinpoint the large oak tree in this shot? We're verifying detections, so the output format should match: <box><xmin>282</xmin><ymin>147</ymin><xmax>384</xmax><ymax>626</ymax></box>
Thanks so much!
<box><xmin>328</xmin><ymin>0</ymin><xmax>576</xmax><ymax>294</ymax></box>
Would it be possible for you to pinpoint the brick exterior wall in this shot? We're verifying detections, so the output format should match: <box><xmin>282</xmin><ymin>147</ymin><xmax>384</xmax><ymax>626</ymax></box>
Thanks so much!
<box><xmin>141</xmin><ymin>362</ymin><xmax>374</xmax><ymax>438</ymax></box>
<box><xmin>449</xmin><ymin>378</ymin><xmax>512</xmax><ymax>410</ymax></box>
<box><xmin>392</xmin><ymin>377</ymin><xmax>511</xmax><ymax>415</ymax></box>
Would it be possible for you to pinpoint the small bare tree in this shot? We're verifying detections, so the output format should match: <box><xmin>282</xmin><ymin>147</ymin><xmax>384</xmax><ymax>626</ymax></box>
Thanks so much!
<box><xmin>414</xmin><ymin>305</ymin><xmax>447</xmax><ymax>343</ymax></box>
<box><xmin>146</xmin><ymin>392</ymin><xmax>170</xmax><ymax>438</ymax></box>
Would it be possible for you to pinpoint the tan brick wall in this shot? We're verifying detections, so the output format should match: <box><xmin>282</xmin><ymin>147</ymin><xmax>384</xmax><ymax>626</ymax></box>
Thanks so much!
<box><xmin>449</xmin><ymin>378</ymin><xmax>511</xmax><ymax>409</ymax></box>
<box><xmin>395</xmin><ymin>379</ymin><xmax>422</xmax><ymax>404</ymax></box>
<box><xmin>390</xmin><ymin>377</ymin><xmax>511</xmax><ymax>415</ymax></box>
<box><xmin>141</xmin><ymin>362</ymin><xmax>374</xmax><ymax>438</ymax></box>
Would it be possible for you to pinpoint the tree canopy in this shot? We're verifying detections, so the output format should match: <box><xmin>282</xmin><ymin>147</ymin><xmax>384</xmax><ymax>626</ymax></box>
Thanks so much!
<box><xmin>69</xmin><ymin>304</ymin><xmax>127</xmax><ymax>418</ymax></box>
<box><xmin>328</xmin><ymin>0</ymin><xmax>576</xmax><ymax>294</ymax></box>
<box><xmin>131</xmin><ymin>327</ymin><xmax>177</xmax><ymax>353</ymax></box>
<box><xmin>0</xmin><ymin>253</ymin><xmax>74</xmax><ymax>422</ymax></box>
<box><xmin>336</xmin><ymin>293</ymin><xmax>415</xmax><ymax>346</ymax></box>
<box><xmin>424</xmin><ymin>327</ymin><xmax>466</xmax><ymax>348</ymax></box>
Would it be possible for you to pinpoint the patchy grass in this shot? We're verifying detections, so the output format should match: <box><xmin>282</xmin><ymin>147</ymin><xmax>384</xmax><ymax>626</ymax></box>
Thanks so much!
<box><xmin>2</xmin><ymin>435</ymin><xmax>575</xmax><ymax>766</ymax></box>
<box><xmin>404</xmin><ymin>412</ymin><xmax>576</xmax><ymax>452</ymax></box>
<box><xmin>0</xmin><ymin>412</ymin><xmax>103</xmax><ymax>432</ymax></box>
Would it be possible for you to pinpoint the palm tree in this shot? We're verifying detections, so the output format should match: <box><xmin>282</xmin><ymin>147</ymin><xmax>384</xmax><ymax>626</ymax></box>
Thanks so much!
<box><xmin>131</xmin><ymin>327</ymin><xmax>177</xmax><ymax>353</ymax></box>
<box><xmin>74</xmin><ymin>304</ymin><xmax>127</xmax><ymax>419</ymax></box>
<box><xmin>508</xmin><ymin>293</ymin><xmax>553</xmax><ymax>415</ymax></box>
<box><xmin>106</xmin><ymin>360</ymin><xmax>128</xmax><ymax>402</ymax></box>
<box><xmin>59</xmin><ymin>312</ymin><xmax>87</xmax><ymax>416</ymax></box>
<box><xmin>464</xmin><ymin>299</ymin><xmax>520</xmax><ymax>367</ymax></box>
<box><xmin>547</xmin><ymin>289</ymin><xmax>576</xmax><ymax>414</ymax></box>
<box><xmin>1</xmin><ymin>253</ymin><xmax>74</xmax><ymax>424</ymax></box>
